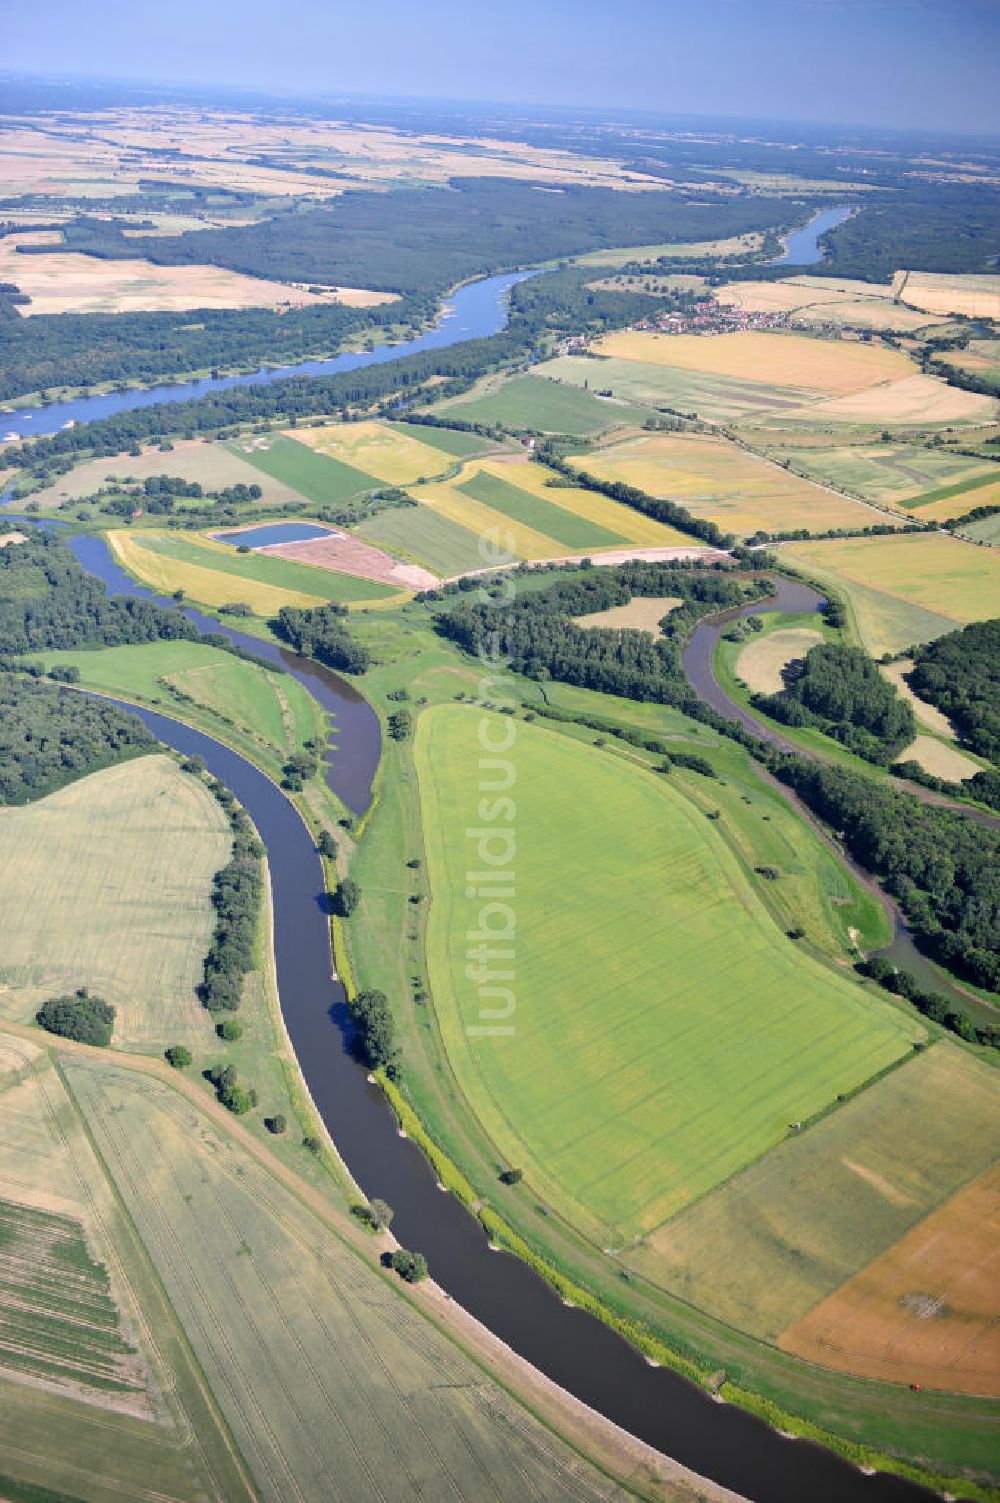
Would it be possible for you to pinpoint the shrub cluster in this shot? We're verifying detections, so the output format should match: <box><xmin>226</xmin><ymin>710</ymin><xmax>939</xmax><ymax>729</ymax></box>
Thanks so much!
<box><xmin>198</xmin><ymin>793</ymin><xmax>264</xmax><ymax>1014</ymax></box>
<box><xmin>36</xmin><ymin>989</ymin><xmax>115</xmax><ymax>1046</ymax></box>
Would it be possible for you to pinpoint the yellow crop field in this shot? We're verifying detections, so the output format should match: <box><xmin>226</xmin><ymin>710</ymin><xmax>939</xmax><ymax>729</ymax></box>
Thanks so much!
<box><xmin>292</xmin><ymin>419</ymin><xmax>453</xmax><ymax>485</ymax></box>
<box><xmin>573</xmin><ymin>433</ymin><xmax>884</xmax><ymax>536</ymax></box>
<box><xmin>476</xmin><ymin>458</ymin><xmax>693</xmax><ymax>546</ymax></box>
<box><xmin>783</xmin><ymin>533</ymin><xmax>1000</xmax><ymax>654</ymax></box>
<box><xmin>783</xmin><ymin>372</ymin><xmax>997</xmax><ymax>427</ymax></box>
<box><xmin>0</xmin><ymin>757</ymin><xmax>228</xmax><ymax>1048</ymax></box>
<box><xmin>592</xmin><ymin>329</ymin><xmax>912</xmax><ymax>393</ymax></box>
<box><xmin>108</xmin><ymin>529</ymin><xmax>328</xmax><ymax>612</ymax></box>
<box><xmin>894</xmin><ymin>270</ymin><xmax>1000</xmax><ymax>321</ymax></box>
<box><xmin>415</xmin><ymin>479</ymin><xmax>558</xmax><ymax>560</ymax></box>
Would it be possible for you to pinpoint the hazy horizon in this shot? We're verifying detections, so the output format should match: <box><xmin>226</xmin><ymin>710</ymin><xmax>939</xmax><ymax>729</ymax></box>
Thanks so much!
<box><xmin>3</xmin><ymin>0</ymin><xmax>999</xmax><ymax>135</ymax></box>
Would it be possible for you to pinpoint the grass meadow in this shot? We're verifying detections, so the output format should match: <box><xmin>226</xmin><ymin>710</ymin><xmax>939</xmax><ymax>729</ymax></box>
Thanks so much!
<box><xmin>353</xmin><ymin>503</ymin><xmax>492</xmax><ymax>576</ymax></box>
<box><xmin>782</xmin><ymin>532</ymin><xmax>1000</xmax><ymax>654</ymax></box>
<box><xmin>762</xmin><ymin>441</ymin><xmax>1000</xmax><ymax>509</ymax></box>
<box><xmin>442</xmin><ymin>373</ymin><xmax>642</xmax><ymax>434</ymax></box>
<box><xmin>0</xmin><ymin>756</ymin><xmax>228</xmax><ymax>1048</ymax></box>
<box><xmin>415</xmin><ymin>706</ymin><xmax>919</xmax><ymax>1244</ymax></box>
<box><xmin>639</xmin><ymin>1043</ymin><xmax>1000</xmax><ymax>1345</ymax></box>
<box><xmin>231</xmin><ymin>435</ymin><xmax>379</xmax><ymax>504</ymax></box>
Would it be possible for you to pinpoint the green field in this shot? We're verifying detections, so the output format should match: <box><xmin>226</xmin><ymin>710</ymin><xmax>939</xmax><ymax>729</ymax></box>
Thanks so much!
<box><xmin>63</xmin><ymin>1054</ymin><xmax>626</xmax><ymax>1503</ymax></box>
<box><xmin>964</xmin><ymin>511</ymin><xmax>1000</xmax><ymax>543</ymax></box>
<box><xmin>643</xmin><ymin>1042</ymin><xmax>1000</xmax><ymax>1339</ymax></box>
<box><xmin>458</xmin><ymin>470</ymin><xmax>624</xmax><ymax>549</ymax></box>
<box><xmin>0</xmin><ymin>756</ymin><xmax>228</xmax><ymax>1047</ymax></box>
<box><xmin>540</xmin><ymin>354</ymin><xmax>813</xmax><ymax>423</ymax></box>
<box><xmin>763</xmin><ymin>441</ymin><xmax>998</xmax><ymax>507</ymax></box>
<box><xmin>415</xmin><ymin>706</ymin><xmax>920</xmax><ymax>1242</ymax></box>
<box><xmin>137</xmin><ymin>530</ymin><xmax>397</xmax><ymax>602</ymax></box>
<box><xmin>31</xmin><ymin>640</ymin><xmax>326</xmax><ymax>784</ymax></box>
<box><xmin>443</xmin><ymin>374</ymin><xmax>642</xmax><ymax>434</ymax></box>
<box><xmin>229</xmin><ymin>435</ymin><xmax>379</xmax><ymax>503</ymax></box>
<box><xmin>353</xmin><ymin>503</ymin><xmax>495</xmax><ymax>575</ymax></box>
<box><xmin>385</xmin><ymin>420</ymin><xmax>492</xmax><ymax>457</ymax></box>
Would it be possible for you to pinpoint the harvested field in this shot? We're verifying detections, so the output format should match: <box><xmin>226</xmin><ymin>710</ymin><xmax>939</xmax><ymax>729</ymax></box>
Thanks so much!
<box><xmin>735</xmin><ymin>627</ymin><xmax>823</xmax><ymax>693</ymax></box>
<box><xmin>574</xmin><ymin>233</ymin><xmax>765</xmax><ymax>266</ymax></box>
<box><xmin>291</xmin><ymin>419</ymin><xmax>455</xmax><ymax>485</ymax></box>
<box><xmin>592</xmin><ymin>329</ymin><xmax>912</xmax><ymax>394</ymax></box>
<box><xmin>714</xmin><ymin>277</ymin><xmax>935</xmax><ymax>333</ymax></box>
<box><xmin>572</xmin><ymin>596</ymin><xmax>682</xmax><ymax>634</ymax></box>
<box><xmin>0</xmin><ymin>531</ymin><xmax>26</xmax><ymax>547</ymax></box>
<box><xmin>782</xmin><ymin>533</ymin><xmax>1000</xmax><ymax>654</ymax></box>
<box><xmin>0</xmin><ymin>756</ymin><xmax>228</xmax><ymax>1048</ymax></box>
<box><xmin>542</xmin><ymin>353</ymin><xmax>820</xmax><ymax>424</ymax></box>
<box><xmin>781</xmin><ymin>373</ymin><xmax>997</xmax><ymax>428</ymax></box>
<box><xmin>897</xmin><ymin>735</ymin><xmax>981</xmax><ymax>781</ymax></box>
<box><xmin>416</xmin><ymin>706</ymin><xmax>919</xmax><ymax>1241</ymax></box>
<box><xmin>0</xmin><ymin>232</ymin><xmax>396</xmax><ymax>316</ymax></box>
<box><xmin>894</xmin><ymin>270</ymin><xmax>1000</xmax><ymax>321</ymax></box>
<box><xmin>780</xmin><ymin>1159</ymin><xmax>1000</xmax><ymax>1396</ymax></box>
<box><xmin>573</xmin><ymin>432</ymin><xmax>883</xmax><ymax>536</ymax></box>
<box><xmin>64</xmin><ymin>1053</ymin><xmax>628</xmax><ymax>1503</ymax></box>
<box><xmin>32</xmin><ymin>439</ymin><xmax>308</xmax><ymax>510</ymax></box>
<box><xmin>259</xmin><ymin>529</ymin><xmax>435</xmax><ymax>590</ymax></box>
<box><xmin>639</xmin><ymin>1043</ymin><xmax>1000</xmax><ymax>1343</ymax></box>
<box><xmin>0</xmin><ymin>1035</ymin><xmax>247</xmax><ymax>1502</ymax></box>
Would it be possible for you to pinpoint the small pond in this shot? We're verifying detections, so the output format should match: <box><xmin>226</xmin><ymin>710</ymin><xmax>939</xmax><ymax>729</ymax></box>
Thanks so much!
<box><xmin>212</xmin><ymin>521</ymin><xmax>337</xmax><ymax>548</ymax></box>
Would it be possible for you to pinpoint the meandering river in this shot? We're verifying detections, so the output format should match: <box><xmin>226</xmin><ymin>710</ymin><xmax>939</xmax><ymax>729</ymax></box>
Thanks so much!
<box><xmin>769</xmin><ymin>204</ymin><xmax>853</xmax><ymax>266</ymax></box>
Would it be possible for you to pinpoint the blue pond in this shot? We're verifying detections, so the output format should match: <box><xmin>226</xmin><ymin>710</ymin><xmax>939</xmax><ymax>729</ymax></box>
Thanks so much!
<box><xmin>212</xmin><ymin>522</ymin><xmax>335</xmax><ymax>548</ymax></box>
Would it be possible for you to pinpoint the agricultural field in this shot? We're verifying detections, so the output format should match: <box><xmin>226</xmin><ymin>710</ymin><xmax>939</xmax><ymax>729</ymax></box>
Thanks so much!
<box><xmin>63</xmin><ymin>1053</ymin><xmax>630</xmax><ymax>1503</ymax></box>
<box><xmin>0</xmin><ymin>756</ymin><xmax>228</xmax><ymax>1048</ymax></box>
<box><xmin>30</xmin><ymin>438</ymin><xmax>309</xmax><ymax>511</ymax></box>
<box><xmin>0</xmin><ymin>230</ymin><xmax>397</xmax><ymax>316</ymax></box>
<box><xmin>0</xmin><ymin>1034</ymin><xmax>249</xmax><ymax>1503</ymax></box>
<box><xmin>937</xmin><ymin>338</ymin><xmax>1000</xmax><ymax>391</ymax></box>
<box><xmin>109</xmin><ymin>528</ymin><xmax>399</xmax><ymax>609</ymax></box>
<box><xmin>713</xmin><ymin>276</ymin><xmax>937</xmax><ymax>333</ymax></box>
<box><xmin>353</xmin><ymin>501</ymin><xmax>493</xmax><ymax>577</ymax></box>
<box><xmin>896</xmin><ymin>734</ymin><xmax>981</xmax><ymax>781</ymax></box>
<box><xmin>228</xmin><ymin>434</ymin><xmax>382</xmax><ymax>505</ymax></box>
<box><xmin>399</xmin><ymin>456</ymin><xmax>698</xmax><ymax>571</ymax></box>
<box><xmin>894</xmin><ymin>270</ymin><xmax>1000</xmax><ymax>321</ymax></box>
<box><xmin>291</xmin><ymin>418</ymin><xmax>460</xmax><ymax>484</ymax></box>
<box><xmin>761</xmin><ymin>439</ymin><xmax>1000</xmax><ymax>513</ymax></box>
<box><xmin>782</xmin><ymin>532</ymin><xmax>1000</xmax><ymax>654</ymax></box>
<box><xmin>415</xmin><ymin>706</ymin><xmax>920</xmax><ymax>1243</ymax></box>
<box><xmin>781</xmin><ymin>1157</ymin><xmax>1000</xmax><ymax>1396</ymax></box>
<box><xmin>442</xmin><ymin>372</ymin><xmax>644</xmax><ymax>434</ymax></box>
<box><xmin>30</xmin><ymin>639</ymin><xmax>325</xmax><ymax>784</ymax></box>
<box><xmin>574</xmin><ymin>232</ymin><xmax>766</xmax><ymax>266</ymax></box>
<box><xmin>735</xmin><ymin>626</ymin><xmax>824</xmax><ymax>692</ymax></box>
<box><xmin>572</xmin><ymin>596</ymin><xmax>682</xmax><ymax>633</ymax></box>
<box><xmin>640</xmin><ymin>1042</ymin><xmax>1000</xmax><ymax>1351</ymax></box>
<box><xmin>571</xmin><ymin>432</ymin><xmax>887</xmax><ymax>536</ymax></box>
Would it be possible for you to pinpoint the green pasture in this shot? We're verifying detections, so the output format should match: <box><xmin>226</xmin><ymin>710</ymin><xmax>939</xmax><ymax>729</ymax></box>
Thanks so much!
<box><xmin>229</xmin><ymin>436</ymin><xmax>378</xmax><ymax>503</ymax></box>
<box><xmin>443</xmin><ymin>374</ymin><xmax>641</xmax><ymax>434</ymax></box>
<box><xmin>137</xmin><ymin>530</ymin><xmax>397</xmax><ymax>602</ymax></box>
<box><xmin>899</xmin><ymin>468</ymin><xmax>1000</xmax><ymax>510</ymax></box>
<box><xmin>541</xmin><ymin>355</ymin><xmax>812</xmax><ymax>424</ymax></box>
<box><xmin>963</xmin><ymin>512</ymin><xmax>1000</xmax><ymax>543</ymax></box>
<box><xmin>415</xmin><ymin>705</ymin><xmax>920</xmax><ymax>1243</ymax></box>
<box><xmin>353</xmin><ymin>503</ymin><xmax>493</xmax><ymax>576</ymax></box>
<box><xmin>458</xmin><ymin>470</ymin><xmax>623</xmax><ymax>549</ymax></box>
<box><xmin>763</xmin><ymin>442</ymin><xmax>996</xmax><ymax>506</ymax></box>
<box><xmin>385</xmin><ymin>420</ymin><xmax>491</xmax><ymax>457</ymax></box>
<box><xmin>30</xmin><ymin>639</ymin><xmax>325</xmax><ymax>780</ymax></box>
<box><xmin>644</xmin><ymin>1042</ymin><xmax>1000</xmax><ymax>1340</ymax></box>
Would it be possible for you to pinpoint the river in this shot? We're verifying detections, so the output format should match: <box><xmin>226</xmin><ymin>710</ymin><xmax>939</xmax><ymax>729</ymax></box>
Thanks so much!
<box><xmin>769</xmin><ymin>204</ymin><xmax>853</xmax><ymax>266</ymax></box>
<box><xmin>53</xmin><ymin>533</ymin><xmax>942</xmax><ymax>1503</ymax></box>
<box><xmin>0</xmin><ymin>269</ymin><xmax>536</xmax><ymax>442</ymax></box>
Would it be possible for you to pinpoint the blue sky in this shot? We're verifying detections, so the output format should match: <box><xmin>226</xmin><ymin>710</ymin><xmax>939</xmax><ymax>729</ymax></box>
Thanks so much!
<box><xmin>4</xmin><ymin>0</ymin><xmax>999</xmax><ymax>133</ymax></box>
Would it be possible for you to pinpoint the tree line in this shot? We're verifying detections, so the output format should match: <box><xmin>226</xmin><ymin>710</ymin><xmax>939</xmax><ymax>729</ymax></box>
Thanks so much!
<box><xmin>909</xmin><ymin>618</ymin><xmax>1000</xmax><ymax>767</ymax></box>
<box><xmin>272</xmin><ymin>604</ymin><xmax>370</xmax><ymax>675</ymax></box>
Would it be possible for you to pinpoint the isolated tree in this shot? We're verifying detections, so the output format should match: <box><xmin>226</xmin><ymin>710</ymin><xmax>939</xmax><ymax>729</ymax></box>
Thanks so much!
<box><xmin>390</xmin><ymin>1248</ymin><xmax>428</xmax><ymax>1283</ymax></box>
<box><xmin>369</xmin><ymin>1198</ymin><xmax>394</xmax><ymax>1232</ymax></box>
<box><xmin>265</xmin><ymin>1114</ymin><xmax>287</xmax><ymax>1135</ymax></box>
<box><xmin>334</xmin><ymin>878</ymin><xmax>360</xmax><ymax>917</ymax></box>
<box><xmin>165</xmin><ymin>1044</ymin><xmax>192</xmax><ymax>1069</ymax></box>
<box><xmin>217</xmin><ymin>1018</ymin><xmax>243</xmax><ymax>1042</ymax></box>
<box><xmin>318</xmin><ymin>830</ymin><xmax>338</xmax><ymax>860</ymax></box>
<box><xmin>498</xmin><ymin>1168</ymin><xmax>523</xmax><ymax>1186</ymax></box>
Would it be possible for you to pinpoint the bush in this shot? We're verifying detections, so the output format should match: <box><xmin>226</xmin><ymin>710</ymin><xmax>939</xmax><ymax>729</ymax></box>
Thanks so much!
<box><xmin>265</xmin><ymin>1113</ymin><xmax>287</xmax><ymax>1134</ymax></box>
<box><xmin>389</xmin><ymin>1247</ymin><xmax>429</xmax><ymax>1283</ymax></box>
<box><xmin>302</xmin><ymin>1134</ymin><xmax>322</xmax><ymax>1154</ymax></box>
<box><xmin>36</xmin><ymin>989</ymin><xmax>115</xmax><ymax>1047</ymax></box>
<box><xmin>165</xmin><ymin>1044</ymin><xmax>192</xmax><ymax>1069</ymax></box>
<box><xmin>498</xmin><ymin>1167</ymin><xmax>523</xmax><ymax>1186</ymax></box>
<box><xmin>217</xmin><ymin>1018</ymin><xmax>243</xmax><ymax>1042</ymax></box>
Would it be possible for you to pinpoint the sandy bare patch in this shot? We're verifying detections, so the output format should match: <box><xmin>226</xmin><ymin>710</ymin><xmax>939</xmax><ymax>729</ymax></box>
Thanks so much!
<box><xmin>735</xmin><ymin>627</ymin><xmax>823</xmax><ymax>693</ymax></box>
<box><xmin>898</xmin><ymin>735</ymin><xmax>981</xmax><ymax>782</ymax></box>
<box><xmin>0</xmin><ymin>232</ymin><xmax>396</xmax><ymax>316</ymax></box>
<box><xmin>259</xmin><ymin>531</ymin><xmax>437</xmax><ymax>590</ymax></box>
<box><xmin>573</xmin><ymin>596</ymin><xmax>682</xmax><ymax>635</ymax></box>
<box><xmin>0</xmin><ymin>532</ymin><xmax>26</xmax><ymax>548</ymax></box>
<box><xmin>880</xmin><ymin>660</ymin><xmax>955</xmax><ymax>738</ymax></box>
